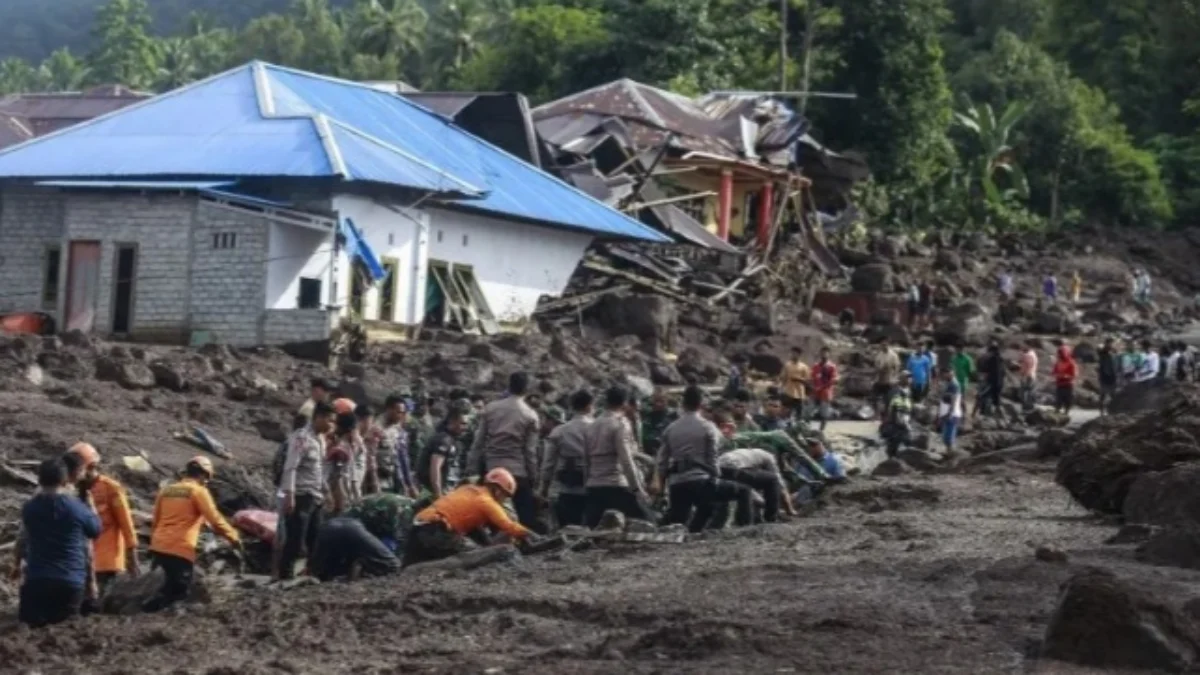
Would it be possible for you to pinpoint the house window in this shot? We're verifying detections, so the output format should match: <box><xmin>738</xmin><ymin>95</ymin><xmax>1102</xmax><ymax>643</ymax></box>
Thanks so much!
<box><xmin>212</xmin><ymin>232</ymin><xmax>237</xmax><ymax>249</ymax></box>
<box><xmin>348</xmin><ymin>260</ymin><xmax>370</xmax><ymax>318</ymax></box>
<box><xmin>42</xmin><ymin>246</ymin><xmax>61</xmax><ymax>309</ymax></box>
<box><xmin>297</xmin><ymin>277</ymin><xmax>322</xmax><ymax>309</ymax></box>
<box><xmin>462</xmin><ymin>234</ymin><xmax>468</xmax><ymax>246</ymax></box>
<box><xmin>423</xmin><ymin>260</ymin><xmax>494</xmax><ymax>334</ymax></box>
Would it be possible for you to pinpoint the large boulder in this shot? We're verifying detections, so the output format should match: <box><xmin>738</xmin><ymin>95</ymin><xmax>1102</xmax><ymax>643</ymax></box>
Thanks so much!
<box><xmin>1137</xmin><ymin>527</ymin><xmax>1200</xmax><ymax>571</ymax></box>
<box><xmin>933</xmin><ymin>301</ymin><xmax>994</xmax><ymax>347</ymax></box>
<box><xmin>1056</xmin><ymin>396</ymin><xmax>1200</xmax><ymax>515</ymax></box>
<box><xmin>1124</xmin><ymin>464</ymin><xmax>1200</xmax><ymax>528</ymax></box>
<box><xmin>850</xmin><ymin>263</ymin><xmax>893</xmax><ymax>293</ymax></box>
<box><xmin>932</xmin><ymin>249</ymin><xmax>961</xmax><ymax>272</ymax></box>
<box><xmin>1109</xmin><ymin>380</ymin><xmax>1200</xmax><ymax>416</ymax></box>
<box><xmin>587</xmin><ymin>293</ymin><xmax>678</xmax><ymax>355</ymax></box>
<box><xmin>1041</xmin><ymin>569</ymin><xmax>1200</xmax><ymax>671</ymax></box>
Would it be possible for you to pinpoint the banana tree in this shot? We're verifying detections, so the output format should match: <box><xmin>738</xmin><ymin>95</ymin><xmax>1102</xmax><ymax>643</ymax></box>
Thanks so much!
<box><xmin>953</xmin><ymin>98</ymin><xmax>1031</xmax><ymax>206</ymax></box>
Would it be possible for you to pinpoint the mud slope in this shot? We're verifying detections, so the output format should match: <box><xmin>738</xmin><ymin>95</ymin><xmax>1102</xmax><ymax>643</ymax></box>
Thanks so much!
<box><xmin>4</xmin><ymin>464</ymin><xmax>1186</xmax><ymax>675</ymax></box>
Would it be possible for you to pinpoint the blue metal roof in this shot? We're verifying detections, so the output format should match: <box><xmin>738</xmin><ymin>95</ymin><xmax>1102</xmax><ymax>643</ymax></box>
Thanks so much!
<box><xmin>36</xmin><ymin>180</ymin><xmax>234</xmax><ymax>190</ymax></box>
<box><xmin>0</xmin><ymin>62</ymin><xmax>668</xmax><ymax>242</ymax></box>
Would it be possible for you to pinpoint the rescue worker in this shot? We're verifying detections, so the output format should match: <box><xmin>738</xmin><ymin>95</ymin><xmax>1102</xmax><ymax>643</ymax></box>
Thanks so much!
<box><xmin>67</xmin><ymin>442</ymin><xmax>139</xmax><ymax>598</ymax></box>
<box><xmin>13</xmin><ymin>458</ymin><xmax>101</xmax><ymax>628</ymax></box>
<box><xmin>583</xmin><ymin>386</ymin><xmax>654</xmax><ymax>527</ymax></box>
<box><xmin>730</xmin><ymin>390</ymin><xmax>761</xmax><ymax>432</ymax></box>
<box><xmin>466</xmin><ymin>371</ymin><xmax>541</xmax><ymax>531</ymax></box>
<box><xmin>325</xmin><ymin>412</ymin><xmax>358</xmax><ymax>514</ymax></box>
<box><xmin>278</xmin><ymin>401</ymin><xmax>335</xmax><ymax>580</ymax></box>
<box><xmin>881</xmin><ymin>373</ymin><xmax>913</xmax><ymax>457</ymax></box>
<box><xmin>298</xmin><ymin>377</ymin><xmax>332</xmax><ymax>421</ymax></box>
<box><xmin>655</xmin><ymin>385</ymin><xmax>753</xmax><ymax>533</ymax></box>
<box><xmin>378</xmin><ymin>395</ymin><xmax>416</xmax><ymax>496</ymax></box>
<box><xmin>713</xmin><ymin>414</ymin><xmax>796</xmax><ymax>522</ymax></box>
<box><xmin>755</xmin><ymin>394</ymin><xmax>791</xmax><ymax>432</ymax></box>
<box><xmin>416</xmin><ymin>408</ymin><xmax>469</xmax><ymax>499</ymax></box>
<box><xmin>309</xmin><ymin>493</ymin><xmax>413</xmax><ymax>582</ymax></box>
<box><xmin>539</xmin><ymin>389</ymin><xmax>595</xmax><ymax>528</ymax></box>
<box><xmin>403</xmin><ymin>468</ymin><xmax>532</xmax><ymax>567</ymax></box>
<box><xmin>640</xmin><ymin>390</ymin><xmax>678</xmax><ymax>454</ymax></box>
<box><xmin>144</xmin><ymin>456</ymin><xmax>241</xmax><ymax>612</ymax></box>
<box><xmin>354</xmin><ymin>403</ymin><xmax>380</xmax><ymax>495</ymax></box>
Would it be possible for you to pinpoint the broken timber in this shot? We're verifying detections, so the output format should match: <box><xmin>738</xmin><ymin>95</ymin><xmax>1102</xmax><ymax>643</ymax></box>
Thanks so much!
<box><xmin>580</xmin><ymin>258</ymin><xmax>704</xmax><ymax>306</ymax></box>
<box><xmin>535</xmin><ymin>284</ymin><xmax>632</xmax><ymax>315</ymax></box>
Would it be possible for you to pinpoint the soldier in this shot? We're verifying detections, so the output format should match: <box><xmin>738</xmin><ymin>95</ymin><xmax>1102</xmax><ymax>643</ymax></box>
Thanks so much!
<box><xmin>640</xmin><ymin>390</ymin><xmax>678</xmax><ymax>455</ymax></box>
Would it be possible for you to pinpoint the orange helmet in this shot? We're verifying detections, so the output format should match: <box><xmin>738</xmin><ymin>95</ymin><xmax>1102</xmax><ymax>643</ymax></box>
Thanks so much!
<box><xmin>332</xmin><ymin>397</ymin><xmax>356</xmax><ymax>415</ymax></box>
<box><xmin>483</xmin><ymin>468</ymin><xmax>517</xmax><ymax>497</ymax></box>
<box><xmin>186</xmin><ymin>455</ymin><xmax>215</xmax><ymax>478</ymax></box>
<box><xmin>67</xmin><ymin>442</ymin><xmax>101</xmax><ymax>468</ymax></box>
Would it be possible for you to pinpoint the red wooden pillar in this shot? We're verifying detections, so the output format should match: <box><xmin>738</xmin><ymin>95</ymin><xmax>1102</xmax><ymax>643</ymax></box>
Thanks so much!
<box><xmin>717</xmin><ymin>169</ymin><xmax>733</xmax><ymax>241</ymax></box>
<box><xmin>757</xmin><ymin>181</ymin><xmax>774</xmax><ymax>249</ymax></box>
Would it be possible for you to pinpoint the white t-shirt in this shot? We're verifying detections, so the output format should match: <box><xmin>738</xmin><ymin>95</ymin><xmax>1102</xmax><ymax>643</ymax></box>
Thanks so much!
<box><xmin>1137</xmin><ymin>351</ymin><xmax>1161</xmax><ymax>382</ymax></box>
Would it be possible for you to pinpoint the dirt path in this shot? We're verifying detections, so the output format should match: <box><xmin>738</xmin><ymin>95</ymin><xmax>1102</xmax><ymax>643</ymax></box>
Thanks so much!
<box><xmin>6</xmin><ymin>452</ymin><xmax>1186</xmax><ymax>675</ymax></box>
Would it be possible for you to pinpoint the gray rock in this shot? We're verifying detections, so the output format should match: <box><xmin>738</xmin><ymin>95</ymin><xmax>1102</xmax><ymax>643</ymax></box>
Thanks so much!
<box><xmin>933</xmin><ymin>301</ymin><xmax>994</xmax><ymax>347</ymax></box>
<box><xmin>896</xmin><ymin>448</ymin><xmax>939</xmax><ymax>471</ymax></box>
<box><xmin>150</xmin><ymin>362</ymin><xmax>188</xmax><ymax>392</ymax></box>
<box><xmin>595</xmin><ymin>510</ymin><xmax>626</xmax><ymax>531</ymax></box>
<box><xmin>624</xmin><ymin>519</ymin><xmax>657</xmax><ymax>534</ymax></box>
<box><xmin>850</xmin><ymin>263</ymin><xmax>893</xmax><ymax>293</ymax></box>
<box><xmin>117</xmin><ymin>362</ymin><xmax>157</xmax><ymax>390</ymax></box>
<box><xmin>933</xmin><ymin>249</ymin><xmax>962</xmax><ymax>272</ymax></box>
<box><xmin>871</xmin><ymin>458</ymin><xmax>911</xmax><ymax>477</ymax></box>
<box><xmin>624</xmin><ymin>375</ymin><xmax>655</xmax><ymax>401</ymax></box>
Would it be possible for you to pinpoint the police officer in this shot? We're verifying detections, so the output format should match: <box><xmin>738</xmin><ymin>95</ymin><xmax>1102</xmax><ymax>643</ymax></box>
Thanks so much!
<box><xmin>655</xmin><ymin>385</ymin><xmax>752</xmax><ymax>533</ymax></box>
<box><xmin>539</xmin><ymin>390</ymin><xmax>596</xmax><ymax>527</ymax></box>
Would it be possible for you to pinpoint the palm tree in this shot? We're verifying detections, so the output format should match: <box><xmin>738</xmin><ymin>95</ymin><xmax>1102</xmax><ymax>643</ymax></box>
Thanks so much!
<box><xmin>0</xmin><ymin>58</ymin><xmax>39</xmax><ymax>95</ymax></box>
<box><xmin>354</xmin><ymin>0</ymin><xmax>428</xmax><ymax>59</ymax></box>
<box><xmin>156</xmin><ymin>37</ymin><xmax>198</xmax><ymax>90</ymax></box>
<box><xmin>38</xmin><ymin>49</ymin><xmax>91</xmax><ymax>92</ymax></box>
<box><xmin>430</xmin><ymin>0</ymin><xmax>513</xmax><ymax>75</ymax></box>
<box><xmin>953</xmin><ymin>98</ymin><xmax>1031</xmax><ymax>205</ymax></box>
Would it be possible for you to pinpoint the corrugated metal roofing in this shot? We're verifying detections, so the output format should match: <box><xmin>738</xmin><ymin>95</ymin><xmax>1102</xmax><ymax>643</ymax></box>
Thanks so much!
<box><xmin>35</xmin><ymin>180</ymin><xmax>234</xmax><ymax>190</ymax></box>
<box><xmin>0</xmin><ymin>62</ymin><xmax>666</xmax><ymax>242</ymax></box>
<box><xmin>0</xmin><ymin>113</ymin><xmax>33</xmax><ymax>150</ymax></box>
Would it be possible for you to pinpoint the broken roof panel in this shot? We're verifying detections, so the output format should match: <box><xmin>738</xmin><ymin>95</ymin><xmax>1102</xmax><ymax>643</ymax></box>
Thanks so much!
<box><xmin>0</xmin><ymin>113</ymin><xmax>33</xmax><ymax>149</ymax></box>
<box><xmin>533</xmin><ymin>79</ymin><xmax>736</xmax><ymax>157</ymax></box>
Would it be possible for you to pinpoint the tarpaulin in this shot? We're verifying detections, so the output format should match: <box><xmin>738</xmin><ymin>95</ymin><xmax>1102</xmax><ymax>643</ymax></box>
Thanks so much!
<box><xmin>340</xmin><ymin>217</ymin><xmax>386</xmax><ymax>282</ymax></box>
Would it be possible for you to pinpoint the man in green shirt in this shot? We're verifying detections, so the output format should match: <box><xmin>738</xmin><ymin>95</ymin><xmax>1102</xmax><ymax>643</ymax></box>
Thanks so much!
<box><xmin>951</xmin><ymin>345</ymin><xmax>975</xmax><ymax>392</ymax></box>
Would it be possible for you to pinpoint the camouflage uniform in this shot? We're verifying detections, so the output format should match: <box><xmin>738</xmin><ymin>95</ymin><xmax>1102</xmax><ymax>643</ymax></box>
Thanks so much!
<box><xmin>347</xmin><ymin>492</ymin><xmax>419</xmax><ymax>547</ymax></box>
<box><xmin>726</xmin><ymin>430</ymin><xmax>829</xmax><ymax>489</ymax></box>
<box><xmin>640</xmin><ymin>407</ymin><xmax>678</xmax><ymax>456</ymax></box>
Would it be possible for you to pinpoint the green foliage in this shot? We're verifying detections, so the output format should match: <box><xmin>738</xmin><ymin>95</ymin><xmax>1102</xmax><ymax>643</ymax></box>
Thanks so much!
<box><xmin>815</xmin><ymin>0</ymin><xmax>954</xmax><ymax>196</ymax></box>
<box><xmin>0</xmin><ymin>0</ymin><xmax>1195</xmax><ymax>231</ymax></box>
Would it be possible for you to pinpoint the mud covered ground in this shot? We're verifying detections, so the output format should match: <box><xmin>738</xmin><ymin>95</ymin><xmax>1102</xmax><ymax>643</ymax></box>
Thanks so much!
<box><xmin>4</xmin><ymin>456</ymin><xmax>1194</xmax><ymax>675</ymax></box>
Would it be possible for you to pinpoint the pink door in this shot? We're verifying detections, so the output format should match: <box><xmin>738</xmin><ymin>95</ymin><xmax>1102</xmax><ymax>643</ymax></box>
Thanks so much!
<box><xmin>64</xmin><ymin>241</ymin><xmax>101</xmax><ymax>333</ymax></box>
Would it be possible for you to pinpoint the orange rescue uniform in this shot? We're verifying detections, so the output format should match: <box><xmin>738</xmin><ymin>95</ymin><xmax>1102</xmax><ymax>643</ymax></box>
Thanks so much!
<box><xmin>149</xmin><ymin>478</ymin><xmax>240</xmax><ymax>562</ymax></box>
<box><xmin>90</xmin><ymin>475</ymin><xmax>138</xmax><ymax>573</ymax></box>
<box><xmin>414</xmin><ymin>484</ymin><xmax>530</xmax><ymax>540</ymax></box>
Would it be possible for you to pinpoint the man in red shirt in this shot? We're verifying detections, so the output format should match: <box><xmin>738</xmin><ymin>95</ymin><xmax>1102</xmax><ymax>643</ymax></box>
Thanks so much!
<box><xmin>810</xmin><ymin>347</ymin><xmax>839</xmax><ymax>431</ymax></box>
<box><xmin>1052</xmin><ymin>344</ymin><xmax>1078</xmax><ymax>414</ymax></box>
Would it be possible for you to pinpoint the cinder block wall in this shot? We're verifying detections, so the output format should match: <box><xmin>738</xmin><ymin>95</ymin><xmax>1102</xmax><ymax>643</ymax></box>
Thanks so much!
<box><xmin>190</xmin><ymin>201</ymin><xmax>269</xmax><ymax>346</ymax></box>
<box><xmin>63</xmin><ymin>192</ymin><xmax>194</xmax><ymax>342</ymax></box>
<box><xmin>0</xmin><ymin>186</ymin><xmax>65</xmax><ymax>316</ymax></box>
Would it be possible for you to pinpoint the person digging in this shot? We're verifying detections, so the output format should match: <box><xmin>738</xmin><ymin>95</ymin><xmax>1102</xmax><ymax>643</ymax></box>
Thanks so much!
<box><xmin>402</xmin><ymin>468</ymin><xmax>533</xmax><ymax>567</ymax></box>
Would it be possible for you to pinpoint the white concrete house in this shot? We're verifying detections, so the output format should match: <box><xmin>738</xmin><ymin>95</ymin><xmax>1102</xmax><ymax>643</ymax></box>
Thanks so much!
<box><xmin>0</xmin><ymin>63</ymin><xmax>666</xmax><ymax>347</ymax></box>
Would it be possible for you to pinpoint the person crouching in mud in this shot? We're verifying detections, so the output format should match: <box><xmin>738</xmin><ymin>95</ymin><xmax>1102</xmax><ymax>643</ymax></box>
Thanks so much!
<box><xmin>402</xmin><ymin>468</ymin><xmax>532</xmax><ymax>567</ymax></box>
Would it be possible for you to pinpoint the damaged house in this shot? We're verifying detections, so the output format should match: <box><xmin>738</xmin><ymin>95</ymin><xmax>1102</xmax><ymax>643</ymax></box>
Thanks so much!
<box><xmin>0</xmin><ymin>63</ymin><xmax>668</xmax><ymax>348</ymax></box>
<box><xmin>0</xmin><ymin>85</ymin><xmax>150</xmax><ymax>150</ymax></box>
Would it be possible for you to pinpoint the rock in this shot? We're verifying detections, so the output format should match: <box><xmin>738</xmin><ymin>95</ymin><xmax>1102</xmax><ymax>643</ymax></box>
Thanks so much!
<box><xmin>595</xmin><ymin>510</ymin><xmax>626</xmax><ymax>531</ymax></box>
<box><xmin>896</xmin><ymin>448</ymin><xmax>939</xmax><ymax>472</ymax></box>
<box><xmin>587</xmin><ymin>293</ymin><xmax>678</xmax><ymax>355</ymax></box>
<box><xmin>1108</xmin><ymin>379</ymin><xmax>1198</xmax><ymax>416</ymax></box>
<box><xmin>875</xmin><ymin>235</ymin><xmax>909</xmax><ymax>258</ymax></box>
<box><xmin>253</xmin><ymin>419</ymin><xmax>289</xmax><ymax>443</ymax></box>
<box><xmin>1025</xmin><ymin>407</ymin><xmax>1069</xmax><ymax>427</ymax></box>
<box><xmin>840</xmin><ymin>374</ymin><xmax>875</xmax><ymax>399</ymax></box>
<box><xmin>863</xmin><ymin>323</ymin><xmax>911</xmax><ymax>346</ymax></box>
<box><xmin>871</xmin><ymin>458</ymin><xmax>911</xmax><ymax>477</ymax></box>
<box><xmin>150</xmin><ymin>362</ymin><xmax>188</xmax><ymax>392</ymax></box>
<box><xmin>466</xmin><ymin>343</ymin><xmax>495</xmax><ymax>363</ymax></box>
<box><xmin>116</xmin><ymin>362</ymin><xmax>156</xmax><ymax>390</ymax></box>
<box><xmin>1137</xmin><ymin>527</ymin><xmax>1200</xmax><ymax>571</ymax></box>
<box><xmin>649</xmin><ymin>362</ymin><xmax>683</xmax><ymax>386</ymax></box>
<box><xmin>739</xmin><ymin>302</ymin><xmax>775</xmax><ymax>335</ymax></box>
<box><xmin>94</xmin><ymin>356</ymin><xmax>122</xmax><ymax>382</ymax></box>
<box><xmin>1032</xmin><ymin>305</ymin><xmax>1073</xmax><ymax>334</ymax></box>
<box><xmin>1107</xmin><ymin>524</ymin><xmax>1158</xmax><ymax>545</ymax></box>
<box><xmin>837</xmin><ymin>247</ymin><xmax>874</xmax><ymax>267</ymax></box>
<box><xmin>747</xmin><ymin>353</ymin><xmax>784</xmax><ymax>378</ymax></box>
<box><xmin>1124</xmin><ymin>464</ymin><xmax>1200</xmax><ymax>528</ymax></box>
<box><xmin>429</xmin><ymin>360</ymin><xmax>495</xmax><ymax>389</ymax></box>
<box><xmin>1036</xmin><ymin>428</ymin><xmax>1074</xmax><ymax>458</ymax></box>
<box><xmin>340</xmin><ymin>362</ymin><xmax>367</xmax><ymax>379</ymax></box>
<box><xmin>624</xmin><ymin>519</ymin><xmax>657</xmax><ymax>534</ymax></box>
<box><xmin>1041</xmin><ymin>569</ymin><xmax>1200</xmax><ymax>671</ymax></box>
<box><xmin>23</xmin><ymin>364</ymin><xmax>43</xmax><ymax>386</ymax></box>
<box><xmin>1035</xmin><ymin>545</ymin><xmax>1069</xmax><ymax>564</ymax></box>
<box><xmin>933</xmin><ymin>249</ymin><xmax>961</xmax><ymax>272</ymax></box>
<box><xmin>60</xmin><ymin>330</ymin><xmax>92</xmax><ymax>349</ymax></box>
<box><xmin>933</xmin><ymin>301</ymin><xmax>994</xmax><ymax>347</ymax></box>
<box><xmin>850</xmin><ymin>263</ymin><xmax>893</xmax><ymax>293</ymax></box>
<box><xmin>1071</xmin><ymin>341</ymin><xmax>1098</xmax><ymax>364</ymax></box>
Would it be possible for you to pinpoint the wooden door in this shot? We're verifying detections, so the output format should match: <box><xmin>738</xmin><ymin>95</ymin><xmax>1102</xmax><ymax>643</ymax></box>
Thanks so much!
<box><xmin>64</xmin><ymin>241</ymin><xmax>101</xmax><ymax>333</ymax></box>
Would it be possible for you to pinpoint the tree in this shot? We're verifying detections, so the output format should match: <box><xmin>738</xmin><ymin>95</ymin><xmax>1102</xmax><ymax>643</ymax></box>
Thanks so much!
<box><xmin>952</xmin><ymin>31</ymin><xmax>1171</xmax><ymax>227</ymax></box>
<box><xmin>953</xmin><ymin>98</ymin><xmax>1030</xmax><ymax>206</ymax></box>
<box><xmin>155</xmin><ymin>37</ymin><xmax>198</xmax><ymax>90</ymax></box>
<box><xmin>88</xmin><ymin>0</ymin><xmax>160</xmax><ymax>89</ymax></box>
<box><xmin>237</xmin><ymin>13</ymin><xmax>307</xmax><ymax>69</ymax></box>
<box><xmin>428</xmin><ymin>0</ymin><xmax>513</xmax><ymax>82</ymax></box>
<box><xmin>38</xmin><ymin>48</ymin><xmax>90</xmax><ymax>91</ymax></box>
<box><xmin>0</xmin><ymin>57</ymin><xmax>41</xmax><ymax>94</ymax></box>
<box><xmin>815</xmin><ymin>0</ymin><xmax>954</xmax><ymax>198</ymax></box>
<box><xmin>351</xmin><ymin>0</ymin><xmax>426</xmax><ymax>60</ymax></box>
<box><xmin>454</xmin><ymin>4</ymin><xmax>612</xmax><ymax>102</ymax></box>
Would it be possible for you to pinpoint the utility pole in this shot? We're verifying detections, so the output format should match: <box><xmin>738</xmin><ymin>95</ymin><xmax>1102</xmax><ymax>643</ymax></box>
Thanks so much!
<box><xmin>779</xmin><ymin>0</ymin><xmax>788</xmax><ymax>91</ymax></box>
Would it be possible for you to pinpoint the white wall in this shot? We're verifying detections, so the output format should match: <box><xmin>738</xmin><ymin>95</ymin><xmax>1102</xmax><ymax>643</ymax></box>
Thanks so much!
<box><xmin>427</xmin><ymin>208</ymin><xmax>592</xmax><ymax>324</ymax></box>
<box><xmin>265</xmin><ymin>221</ymin><xmax>332</xmax><ymax>310</ymax></box>
<box><xmin>331</xmin><ymin>194</ymin><xmax>429</xmax><ymax>324</ymax></box>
